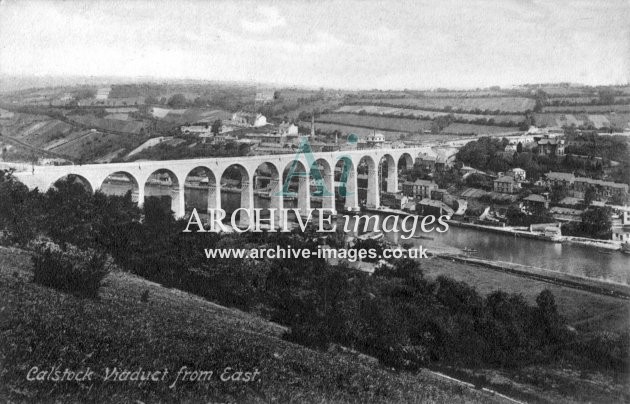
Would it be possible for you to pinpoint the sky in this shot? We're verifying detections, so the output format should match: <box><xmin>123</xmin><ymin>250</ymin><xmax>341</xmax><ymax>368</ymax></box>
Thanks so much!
<box><xmin>0</xmin><ymin>0</ymin><xmax>629</xmax><ymax>89</ymax></box>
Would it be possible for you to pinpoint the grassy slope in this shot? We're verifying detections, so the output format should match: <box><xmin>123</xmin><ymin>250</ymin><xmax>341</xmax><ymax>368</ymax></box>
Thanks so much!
<box><xmin>0</xmin><ymin>247</ymin><xmax>502</xmax><ymax>404</ymax></box>
<box><xmin>422</xmin><ymin>258</ymin><xmax>630</xmax><ymax>333</ymax></box>
<box><xmin>422</xmin><ymin>258</ymin><xmax>630</xmax><ymax>404</ymax></box>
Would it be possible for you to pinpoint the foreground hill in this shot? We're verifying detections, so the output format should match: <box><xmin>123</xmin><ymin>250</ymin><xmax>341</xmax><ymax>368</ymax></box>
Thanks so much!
<box><xmin>0</xmin><ymin>246</ymin><xmax>503</xmax><ymax>403</ymax></box>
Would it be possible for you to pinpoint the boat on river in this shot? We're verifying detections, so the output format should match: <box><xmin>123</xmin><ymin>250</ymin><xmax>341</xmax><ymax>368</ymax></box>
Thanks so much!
<box><xmin>358</xmin><ymin>231</ymin><xmax>384</xmax><ymax>241</ymax></box>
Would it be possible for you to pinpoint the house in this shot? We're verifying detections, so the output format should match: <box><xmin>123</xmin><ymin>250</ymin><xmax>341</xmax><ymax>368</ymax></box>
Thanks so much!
<box><xmin>545</xmin><ymin>172</ymin><xmax>575</xmax><ymax>189</ymax></box>
<box><xmin>535</xmin><ymin>136</ymin><xmax>565</xmax><ymax>156</ymax></box>
<box><xmin>612</xmin><ymin>224</ymin><xmax>630</xmax><ymax>243</ymax></box>
<box><xmin>504</xmin><ymin>144</ymin><xmax>517</xmax><ymax>153</ymax></box>
<box><xmin>402</xmin><ymin>179</ymin><xmax>438</xmax><ymax>199</ymax></box>
<box><xmin>550</xmin><ymin>206</ymin><xmax>583</xmax><ymax>222</ymax></box>
<box><xmin>416</xmin><ymin>198</ymin><xmax>455</xmax><ymax>217</ymax></box>
<box><xmin>180</xmin><ymin>123</ymin><xmax>213</xmax><ymax>136</ymax></box>
<box><xmin>231</xmin><ymin>112</ymin><xmax>267</xmax><ymax>127</ymax></box>
<box><xmin>544</xmin><ymin>171</ymin><xmax>628</xmax><ymax>201</ymax></box>
<box><xmin>255</xmin><ymin>90</ymin><xmax>275</xmax><ymax>103</ymax></box>
<box><xmin>430</xmin><ymin>189</ymin><xmax>448</xmax><ymax>201</ymax></box>
<box><xmin>278</xmin><ymin>122</ymin><xmax>299</xmax><ymax>136</ymax></box>
<box><xmin>380</xmin><ymin>193</ymin><xmax>409</xmax><ymax>210</ymax></box>
<box><xmin>493</xmin><ymin>175</ymin><xmax>518</xmax><ymax>194</ymax></box>
<box><xmin>366</xmin><ymin>132</ymin><xmax>385</xmax><ymax>148</ymax></box>
<box><xmin>522</xmin><ymin>194</ymin><xmax>549</xmax><ymax>212</ymax></box>
<box><xmin>95</xmin><ymin>87</ymin><xmax>110</xmax><ymax>100</ymax></box>
<box><xmin>573</xmin><ymin>178</ymin><xmax>629</xmax><ymax>199</ymax></box>
<box><xmin>416</xmin><ymin>154</ymin><xmax>436</xmax><ymax>171</ymax></box>
<box><xmin>243</xmin><ymin>132</ymin><xmax>286</xmax><ymax>144</ymax></box>
<box><xmin>511</xmin><ymin>168</ymin><xmax>526</xmax><ymax>182</ymax></box>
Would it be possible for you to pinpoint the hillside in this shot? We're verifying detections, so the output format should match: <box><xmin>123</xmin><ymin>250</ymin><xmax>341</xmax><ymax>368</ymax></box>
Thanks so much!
<box><xmin>0</xmin><ymin>246</ymin><xmax>503</xmax><ymax>403</ymax></box>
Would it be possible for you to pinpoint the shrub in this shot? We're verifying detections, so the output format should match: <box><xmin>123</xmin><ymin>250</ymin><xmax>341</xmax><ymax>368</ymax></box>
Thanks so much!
<box><xmin>30</xmin><ymin>240</ymin><xmax>111</xmax><ymax>298</ymax></box>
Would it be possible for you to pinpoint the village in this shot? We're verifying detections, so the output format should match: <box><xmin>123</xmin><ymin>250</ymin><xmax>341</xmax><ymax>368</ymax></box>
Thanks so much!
<box><xmin>167</xmin><ymin>108</ymin><xmax>630</xmax><ymax>252</ymax></box>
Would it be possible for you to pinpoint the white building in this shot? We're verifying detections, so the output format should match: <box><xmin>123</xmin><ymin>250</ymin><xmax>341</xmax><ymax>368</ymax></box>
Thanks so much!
<box><xmin>231</xmin><ymin>112</ymin><xmax>267</xmax><ymax>128</ymax></box>
<box><xmin>505</xmin><ymin>144</ymin><xmax>517</xmax><ymax>153</ymax></box>
<box><xmin>180</xmin><ymin>123</ymin><xmax>213</xmax><ymax>136</ymax></box>
<box><xmin>511</xmin><ymin>167</ymin><xmax>526</xmax><ymax>182</ymax></box>
<box><xmin>366</xmin><ymin>132</ymin><xmax>385</xmax><ymax>148</ymax></box>
<box><xmin>95</xmin><ymin>87</ymin><xmax>111</xmax><ymax>100</ymax></box>
<box><xmin>278</xmin><ymin>122</ymin><xmax>298</xmax><ymax>136</ymax></box>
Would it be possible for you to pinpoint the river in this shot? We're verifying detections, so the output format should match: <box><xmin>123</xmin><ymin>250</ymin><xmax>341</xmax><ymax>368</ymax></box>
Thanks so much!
<box><xmin>103</xmin><ymin>182</ymin><xmax>630</xmax><ymax>286</ymax></box>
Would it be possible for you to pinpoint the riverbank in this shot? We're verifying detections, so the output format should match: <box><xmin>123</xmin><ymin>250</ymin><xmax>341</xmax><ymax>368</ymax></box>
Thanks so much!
<box><xmin>437</xmin><ymin>254</ymin><xmax>630</xmax><ymax>300</ymax></box>
<box><xmin>362</xmin><ymin>206</ymin><xmax>624</xmax><ymax>251</ymax></box>
<box><xmin>449</xmin><ymin>220</ymin><xmax>622</xmax><ymax>251</ymax></box>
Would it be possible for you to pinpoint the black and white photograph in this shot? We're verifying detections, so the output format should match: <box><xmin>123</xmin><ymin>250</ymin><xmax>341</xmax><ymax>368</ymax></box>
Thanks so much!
<box><xmin>0</xmin><ymin>0</ymin><xmax>629</xmax><ymax>402</ymax></box>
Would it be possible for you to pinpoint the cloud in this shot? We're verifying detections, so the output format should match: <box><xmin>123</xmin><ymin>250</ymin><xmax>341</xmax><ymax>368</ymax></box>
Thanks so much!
<box><xmin>240</xmin><ymin>6</ymin><xmax>286</xmax><ymax>34</ymax></box>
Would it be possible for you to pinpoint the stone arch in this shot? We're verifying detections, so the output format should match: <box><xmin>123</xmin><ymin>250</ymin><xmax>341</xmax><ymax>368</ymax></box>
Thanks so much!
<box><xmin>144</xmin><ymin>168</ymin><xmax>182</xmax><ymax>217</ymax></box>
<box><xmin>99</xmin><ymin>171</ymin><xmax>139</xmax><ymax>202</ymax></box>
<box><xmin>379</xmin><ymin>154</ymin><xmax>398</xmax><ymax>193</ymax></box>
<box><xmin>282</xmin><ymin>159</ymin><xmax>310</xmax><ymax>217</ymax></box>
<box><xmin>398</xmin><ymin>152</ymin><xmax>414</xmax><ymax>171</ymax></box>
<box><xmin>253</xmin><ymin>162</ymin><xmax>282</xmax><ymax>226</ymax></box>
<box><xmin>50</xmin><ymin>174</ymin><xmax>94</xmax><ymax>194</ymax></box>
<box><xmin>219</xmin><ymin>164</ymin><xmax>252</xmax><ymax>226</ymax></box>
<box><xmin>184</xmin><ymin>166</ymin><xmax>218</xmax><ymax>214</ymax></box>
<box><xmin>310</xmin><ymin>158</ymin><xmax>335</xmax><ymax>211</ymax></box>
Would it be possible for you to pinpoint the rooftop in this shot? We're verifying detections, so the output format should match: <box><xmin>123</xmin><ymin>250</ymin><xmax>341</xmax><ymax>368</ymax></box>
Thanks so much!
<box><xmin>546</xmin><ymin>172</ymin><xmax>575</xmax><ymax>181</ymax></box>
<box><xmin>495</xmin><ymin>175</ymin><xmax>516</xmax><ymax>183</ymax></box>
<box><xmin>404</xmin><ymin>179</ymin><xmax>436</xmax><ymax>186</ymax></box>
<box><xmin>523</xmin><ymin>194</ymin><xmax>546</xmax><ymax>202</ymax></box>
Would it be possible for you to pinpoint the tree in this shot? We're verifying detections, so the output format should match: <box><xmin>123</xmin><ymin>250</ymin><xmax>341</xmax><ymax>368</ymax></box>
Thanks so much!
<box><xmin>580</xmin><ymin>207</ymin><xmax>612</xmax><ymax>239</ymax></box>
<box><xmin>211</xmin><ymin>119</ymin><xmax>222</xmax><ymax>135</ymax></box>
<box><xmin>0</xmin><ymin>169</ymin><xmax>41</xmax><ymax>244</ymax></box>
<box><xmin>550</xmin><ymin>184</ymin><xmax>567</xmax><ymax>204</ymax></box>
<box><xmin>516</xmin><ymin>142</ymin><xmax>523</xmax><ymax>153</ymax></box>
<box><xmin>598</xmin><ymin>90</ymin><xmax>615</xmax><ymax>105</ymax></box>
<box><xmin>533</xmin><ymin>90</ymin><xmax>547</xmax><ymax>113</ymax></box>
<box><xmin>584</xmin><ymin>185</ymin><xmax>596</xmax><ymax>206</ymax></box>
<box><xmin>167</xmin><ymin>93</ymin><xmax>188</xmax><ymax>108</ymax></box>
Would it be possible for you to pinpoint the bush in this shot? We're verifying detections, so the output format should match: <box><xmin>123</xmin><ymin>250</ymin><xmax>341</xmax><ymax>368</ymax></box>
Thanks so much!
<box><xmin>31</xmin><ymin>240</ymin><xmax>111</xmax><ymax>298</ymax></box>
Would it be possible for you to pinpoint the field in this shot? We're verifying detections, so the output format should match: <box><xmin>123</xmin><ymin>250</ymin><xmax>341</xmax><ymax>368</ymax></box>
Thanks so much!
<box><xmin>544</xmin><ymin>104</ymin><xmax>630</xmax><ymax>113</ymax></box>
<box><xmin>161</xmin><ymin>108</ymin><xmax>232</xmax><ymax>125</ymax></box>
<box><xmin>311</xmin><ymin>114</ymin><xmax>518</xmax><ymax>138</ymax></box>
<box><xmin>303</xmin><ymin>121</ymin><xmax>464</xmax><ymax>143</ymax></box>
<box><xmin>349</xmin><ymin>97</ymin><xmax>535</xmax><ymax>113</ymax></box>
<box><xmin>316</xmin><ymin>113</ymin><xmax>433</xmax><ymax>133</ymax></box>
<box><xmin>546</xmin><ymin>96</ymin><xmax>598</xmax><ymax>104</ymax></box>
<box><xmin>0</xmin><ymin>113</ymin><xmax>75</xmax><ymax>147</ymax></box>
<box><xmin>0</xmin><ymin>246</ymin><xmax>498</xmax><ymax>404</ymax></box>
<box><xmin>45</xmin><ymin>130</ymin><xmax>134</xmax><ymax>161</ymax></box>
<box><xmin>441</xmin><ymin>123</ymin><xmax>520</xmax><ymax>135</ymax></box>
<box><xmin>534</xmin><ymin>112</ymin><xmax>630</xmax><ymax>129</ymax></box>
<box><xmin>0</xmin><ymin>112</ymin><xmax>145</xmax><ymax>161</ymax></box>
<box><xmin>335</xmin><ymin>105</ymin><xmax>524</xmax><ymax>124</ymax></box>
<box><xmin>68</xmin><ymin>114</ymin><xmax>146</xmax><ymax>134</ymax></box>
<box><xmin>306</xmin><ymin>121</ymin><xmax>407</xmax><ymax>139</ymax></box>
